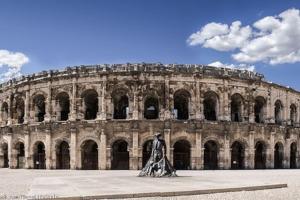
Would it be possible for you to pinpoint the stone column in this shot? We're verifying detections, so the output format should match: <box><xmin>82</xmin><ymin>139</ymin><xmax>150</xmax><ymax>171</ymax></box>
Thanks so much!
<box><xmin>70</xmin><ymin>126</ymin><xmax>77</xmax><ymax>169</ymax></box>
<box><xmin>100</xmin><ymin>129</ymin><xmax>107</xmax><ymax>170</ymax></box>
<box><xmin>7</xmin><ymin>132</ymin><xmax>12</xmax><ymax>168</ymax></box>
<box><xmin>70</xmin><ymin>78</ymin><xmax>77</xmax><ymax>121</ymax></box>
<box><xmin>222</xmin><ymin>81</ymin><xmax>230</xmax><ymax>121</ymax></box>
<box><xmin>195</xmin><ymin>129</ymin><xmax>202</xmax><ymax>169</ymax></box>
<box><xmin>131</xmin><ymin>130</ymin><xmax>139</xmax><ymax>169</ymax></box>
<box><xmin>45</xmin><ymin>129</ymin><xmax>52</xmax><ymax>169</ymax></box>
<box><xmin>266</xmin><ymin>91</ymin><xmax>274</xmax><ymax>123</ymax></box>
<box><xmin>164</xmin><ymin>129</ymin><xmax>171</xmax><ymax>159</ymax></box>
<box><xmin>100</xmin><ymin>82</ymin><xmax>107</xmax><ymax>120</ymax></box>
<box><xmin>248</xmin><ymin>130</ymin><xmax>255</xmax><ymax>169</ymax></box>
<box><xmin>45</xmin><ymin>84</ymin><xmax>52</xmax><ymax>122</ymax></box>
<box><xmin>24</xmin><ymin>131</ymin><xmax>30</xmax><ymax>169</ymax></box>
<box><xmin>132</xmin><ymin>88</ymin><xmax>139</xmax><ymax>120</ymax></box>
<box><xmin>284</xmin><ymin>138</ymin><xmax>291</xmax><ymax>168</ymax></box>
<box><xmin>164</xmin><ymin>79</ymin><xmax>171</xmax><ymax>119</ymax></box>
<box><xmin>267</xmin><ymin>131</ymin><xmax>275</xmax><ymax>168</ymax></box>
<box><xmin>224</xmin><ymin>132</ymin><xmax>231</xmax><ymax>169</ymax></box>
<box><xmin>195</xmin><ymin>82</ymin><xmax>202</xmax><ymax>120</ymax></box>
<box><xmin>219</xmin><ymin>147</ymin><xmax>225</xmax><ymax>169</ymax></box>
<box><xmin>249</xmin><ymin>99</ymin><xmax>255</xmax><ymax>123</ymax></box>
<box><xmin>7</xmin><ymin>95</ymin><xmax>12</xmax><ymax>126</ymax></box>
<box><xmin>24</xmin><ymin>90</ymin><xmax>30</xmax><ymax>124</ymax></box>
<box><xmin>0</xmin><ymin>146</ymin><xmax>3</xmax><ymax>167</ymax></box>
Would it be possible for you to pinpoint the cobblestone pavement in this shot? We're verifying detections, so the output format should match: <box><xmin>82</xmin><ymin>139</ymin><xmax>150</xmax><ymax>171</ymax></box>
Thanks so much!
<box><xmin>0</xmin><ymin>169</ymin><xmax>298</xmax><ymax>200</ymax></box>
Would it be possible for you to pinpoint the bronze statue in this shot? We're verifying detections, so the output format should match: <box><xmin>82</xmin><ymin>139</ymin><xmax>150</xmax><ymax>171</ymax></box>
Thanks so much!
<box><xmin>139</xmin><ymin>133</ymin><xmax>177</xmax><ymax>177</ymax></box>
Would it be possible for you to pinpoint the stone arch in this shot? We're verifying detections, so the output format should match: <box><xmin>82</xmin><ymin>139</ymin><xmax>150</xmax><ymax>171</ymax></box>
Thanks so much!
<box><xmin>32</xmin><ymin>94</ymin><xmax>46</xmax><ymax>122</ymax></box>
<box><xmin>80</xmin><ymin>139</ymin><xmax>98</xmax><ymax>170</ymax></box>
<box><xmin>230</xmin><ymin>93</ymin><xmax>244</xmax><ymax>122</ymax></box>
<box><xmin>173</xmin><ymin>139</ymin><xmax>191</xmax><ymax>170</ymax></box>
<box><xmin>13</xmin><ymin>140</ymin><xmax>25</xmax><ymax>169</ymax></box>
<box><xmin>274</xmin><ymin>142</ymin><xmax>284</xmax><ymax>169</ymax></box>
<box><xmin>254</xmin><ymin>96</ymin><xmax>266</xmax><ymax>123</ymax></box>
<box><xmin>254</xmin><ymin>140</ymin><xmax>267</xmax><ymax>169</ymax></box>
<box><xmin>33</xmin><ymin>141</ymin><xmax>46</xmax><ymax>169</ymax></box>
<box><xmin>204</xmin><ymin>140</ymin><xmax>219</xmax><ymax>169</ymax></box>
<box><xmin>231</xmin><ymin>141</ymin><xmax>245</xmax><ymax>169</ymax></box>
<box><xmin>0</xmin><ymin>140</ymin><xmax>9</xmax><ymax>168</ymax></box>
<box><xmin>81</xmin><ymin>89</ymin><xmax>98</xmax><ymax>120</ymax></box>
<box><xmin>203</xmin><ymin>91</ymin><xmax>219</xmax><ymax>121</ymax></box>
<box><xmin>55</xmin><ymin>92</ymin><xmax>70</xmax><ymax>121</ymax></box>
<box><xmin>111</xmin><ymin>88</ymin><xmax>129</xmax><ymax>119</ymax></box>
<box><xmin>111</xmin><ymin>139</ymin><xmax>129</xmax><ymax>170</ymax></box>
<box><xmin>290</xmin><ymin>142</ymin><xmax>297</xmax><ymax>169</ymax></box>
<box><xmin>55</xmin><ymin>139</ymin><xmax>70</xmax><ymax>169</ymax></box>
<box><xmin>290</xmin><ymin>104</ymin><xmax>297</xmax><ymax>125</ymax></box>
<box><xmin>143</xmin><ymin>94</ymin><xmax>159</xmax><ymax>120</ymax></box>
<box><xmin>173</xmin><ymin>89</ymin><xmax>191</xmax><ymax>120</ymax></box>
<box><xmin>274</xmin><ymin>99</ymin><xmax>284</xmax><ymax>125</ymax></box>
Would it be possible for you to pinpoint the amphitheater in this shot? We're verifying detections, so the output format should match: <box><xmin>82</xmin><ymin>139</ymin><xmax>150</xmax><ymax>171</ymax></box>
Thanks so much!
<box><xmin>0</xmin><ymin>63</ymin><xmax>299</xmax><ymax>171</ymax></box>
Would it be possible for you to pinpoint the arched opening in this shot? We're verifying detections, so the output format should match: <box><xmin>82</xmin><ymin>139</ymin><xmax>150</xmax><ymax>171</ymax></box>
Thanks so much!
<box><xmin>56</xmin><ymin>141</ymin><xmax>70</xmax><ymax>169</ymax></box>
<box><xmin>174</xmin><ymin>90</ymin><xmax>190</xmax><ymax>120</ymax></box>
<box><xmin>14</xmin><ymin>97</ymin><xmax>25</xmax><ymax>124</ymax></box>
<box><xmin>111</xmin><ymin>140</ymin><xmax>129</xmax><ymax>170</ymax></box>
<box><xmin>255</xmin><ymin>141</ymin><xmax>266</xmax><ymax>169</ymax></box>
<box><xmin>56</xmin><ymin>92</ymin><xmax>70</xmax><ymax>121</ymax></box>
<box><xmin>231</xmin><ymin>141</ymin><xmax>245</xmax><ymax>169</ymax></box>
<box><xmin>204</xmin><ymin>91</ymin><xmax>218</xmax><ymax>121</ymax></box>
<box><xmin>144</xmin><ymin>96</ymin><xmax>159</xmax><ymax>119</ymax></box>
<box><xmin>33</xmin><ymin>142</ymin><xmax>46</xmax><ymax>169</ymax></box>
<box><xmin>112</xmin><ymin>89</ymin><xmax>129</xmax><ymax>119</ymax></box>
<box><xmin>1</xmin><ymin>143</ymin><xmax>9</xmax><ymax>168</ymax></box>
<box><xmin>81</xmin><ymin>140</ymin><xmax>98</xmax><ymax>170</ymax></box>
<box><xmin>274</xmin><ymin>142</ymin><xmax>284</xmax><ymax>169</ymax></box>
<box><xmin>142</xmin><ymin>140</ymin><xmax>153</xmax><ymax>167</ymax></box>
<box><xmin>1</xmin><ymin>102</ymin><xmax>9</xmax><ymax>125</ymax></box>
<box><xmin>82</xmin><ymin>90</ymin><xmax>98</xmax><ymax>120</ymax></box>
<box><xmin>33</xmin><ymin>95</ymin><xmax>46</xmax><ymax>122</ymax></box>
<box><xmin>275</xmin><ymin>100</ymin><xmax>283</xmax><ymax>125</ymax></box>
<box><xmin>173</xmin><ymin>140</ymin><xmax>191</xmax><ymax>170</ymax></box>
<box><xmin>204</xmin><ymin>140</ymin><xmax>218</xmax><ymax>169</ymax></box>
<box><xmin>15</xmin><ymin>142</ymin><xmax>25</xmax><ymax>168</ymax></box>
<box><xmin>290</xmin><ymin>142</ymin><xmax>297</xmax><ymax>169</ymax></box>
<box><xmin>254</xmin><ymin>96</ymin><xmax>265</xmax><ymax>123</ymax></box>
<box><xmin>231</xmin><ymin>94</ymin><xmax>243</xmax><ymax>122</ymax></box>
<box><xmin>290</xmin><ymin>104</ymin><xmax>297</xmax><ymax>126</ymax></box>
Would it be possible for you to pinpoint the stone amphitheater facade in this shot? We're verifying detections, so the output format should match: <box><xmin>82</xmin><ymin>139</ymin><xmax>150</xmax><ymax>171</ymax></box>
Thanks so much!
<box><xmin>0</xmin><ymin>63</ymin><xmax>299</xmax><ymax>170</ymax></box>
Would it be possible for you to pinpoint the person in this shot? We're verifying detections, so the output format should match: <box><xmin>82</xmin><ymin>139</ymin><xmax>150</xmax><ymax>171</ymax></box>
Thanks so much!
<box><xmin>139</xmin><ymin>133</ymin><xmax>176</xmax><ymax>177</ymax></box>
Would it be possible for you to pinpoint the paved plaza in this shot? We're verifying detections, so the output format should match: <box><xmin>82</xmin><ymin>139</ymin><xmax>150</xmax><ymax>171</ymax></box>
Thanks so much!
<box><xmin>0</xmin><ymin>169</ymin><xmax>299</xmax><ymax>199</ymax></box>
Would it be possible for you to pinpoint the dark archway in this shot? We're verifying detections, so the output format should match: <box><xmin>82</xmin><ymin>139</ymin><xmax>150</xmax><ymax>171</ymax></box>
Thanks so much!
<box><xmin>255</xmin><ymin>141</ymin><xmax>266</xmax><ymax>169</ymax></box>
<box><xmin>56</xmin><ymin>92</ymin><xmax>70</xmax><ymax>121</ymax></box>
<box><xmin>231</xmin><ymin>141</ymin><xmax>245</xmax><ymax>169</ymax></box>
<box><xmin>1</xmin><ymin>102</ymin><xmax>9</xmax><ymax>125</ymax></box>
<box><xmin>290</xmin><ymin>104</ymin><xmax>297</xmax><ymax>126</ymax></box>
<box><xmin>33</xmin><ymin>142</ymin><xmax>46</xmax><ymax>169</ymax></box>
<box><xmin>144</xmin><ymin>96</ymin><xmax>159</xmax><ymax>119</ymax></box>
<box><xmin>174</xmin><ymin>90</ymin><xmax>190</xmax><ymax>120</ymax></box>
<box><xmin>254</xmin><ymin>96</ymin><xmax>265</xmax><ymax>123</ymax></box>
<box><xmin>16</xmin><ymin>142</ymin><xmax>25</xmax><ymax>168</ymax></box>
<box><xmin>173</xmin><ymin>140</ymin><xmax>191</xmax><ymax>170</ymax></box>
<box><xmin>81</xmin><ymin>140</ymin><xmax>98</xmax><ymax>170</ymax></box>
<box><xmin>290</xmin><ymin>142</ymin><xmax>297</xmax><ymax>169</ymax></box>
<box><xmin>231</xmin><ymin>94</ymin><xmax>243</xmax><ymax>122</ymax></box>
<box><xmin>204</xmin><ymin>91</ymin><xmax>218</xmax><ymax>121</ymax></box>
<box><xmin>112</xmin><ymin>89</ymin><xmax>129</xmax><ymax>119</ymax></box>
<box><xmin>82</xmin><ymin>90</ymin><xmax>98</xmax><ymax>120</ymax></box>
<box><xmin>111</xmin><ymin>140</ymin><xmax>129</xmax><ymax>170</ymax></box>
<box><xmin>56</xmin><ymin>141</ymin><xmax>70</xmax><ymax>169</ymax></box>
<box><xmin>204</xmin><ymin>140</ymin><xmax>218</xmax><ymax>170</ymax></box>
<box><xmin>274</xmin><ymin>142</ymin><xmax>284</xmax><ymax>169</ymax></box>
<box><xmin>142</xmin><ymin>140</ymin><xmax>153</xmax><ymax>167</ymax></box>
<box><xmin>33</xmin><ymin>95</ymin><xmax>46</xmax><ymax>122</ymax></box>
<box><xmin>274</xmin><ymin>100</ymin><xmax>283</xmax><ymax>125</ymax></box>
<box><xmin>14</xmin><ymin>97</ymin><xmax>25</xmax><ymax>124</ymax></box>
<box><xmin>2</xmin><ymin>143</ymin><xmax>9</xmax><ymax>168</ymax></box>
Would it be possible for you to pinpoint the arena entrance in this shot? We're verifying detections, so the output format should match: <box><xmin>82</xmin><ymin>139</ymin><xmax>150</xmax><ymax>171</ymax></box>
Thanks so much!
<box><xmin>274</xmin><ymin>142</ymin><xmax>284</xmax><ymax>169</ymax></box>
<box><xmin>204</xmin><ymin>140</ymin><xmax>218</xmax><ymax>170</ymax></box>
<box><xmin>231</xmin><ymin>141</ymin><xmax>245</xmax><ymax>169</ymax></box>
<box><xmin>173</xmin><ymin>140</ymin><xmax>191</xmax><ymax>170</ymax></box>
<box><xmin>81</xmin><ymin>140</ymin><xmax>98</xmax><ymax>170</ymax></box>
<box><xmin>255</xmin><ymin>141</ymin><xmax>266</xmax><ymax>169</ymax></box>
<box><xmin>1</xmin><ymin>143</ymin><xmax>9</xmax><ymax>168</ymax></box>
<box><xmin>56</xmin><ymin>141</ymin><xmax>70</xmax><ymax>169</ymax></box>
<box><xmin>33</xmin><ymin>142</ymin><xmax>46</xmax><ymax>169</ymax></box>
<box><xmin>142</xmin><ymin>140</ymin><xmax>153</xmax><ymax>167</ymax></box>
<box><xmin>16</xmin><ymin>142</ymin><xmax>25</xmax><ymax>168</ymax></box>
<box><xmin>290</xmin><ymin>142</ymin><xmax>297</xmax><ymax>168</ymax></box>
<box><xmin>111</xmin><ymin>140</ymin><xmax>129</xmax><ymax>170</ymax></box>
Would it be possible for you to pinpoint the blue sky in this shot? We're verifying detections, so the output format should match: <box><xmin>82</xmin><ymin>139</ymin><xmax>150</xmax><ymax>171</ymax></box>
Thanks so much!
<box><xmin>0</xmin><ymin>0</ymin><xmax>300</xmax><ymax>89</ymax></box>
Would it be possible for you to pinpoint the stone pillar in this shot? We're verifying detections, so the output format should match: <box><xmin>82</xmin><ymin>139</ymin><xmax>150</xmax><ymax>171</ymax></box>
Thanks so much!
<box><xmin>195</xmin><ymin>129</ymin><xmax>202</xmax><ymax>169</ymax></box>
<box><xmin>195</xmin><ymin>82</ymin><xmax>202</xmax><ymax>120</ymax></box>
<box><xmin>100</xmin><ymin>82</ymin><xmax>107</xmax><ymax>120</ymax></box>
<box><xmin>70</xmin><ymin>78</ymin><xmax>77</xmax><ymax>121</ymax></box>
<box><xmin>45</xmin><ymin>129</ymin><xmax>52</xmax><ymax>169</ymax></box>
<box><xmin>7</xmin><ymin>133</ymin><xmax>12</xmax><ymax>168</ymax></box>
<box><xmin>45</xmin><ymin>84</ymin><xmax>52</xmax><ymax>122</ymax></box>
<box><xmin>132</xmin><ymin>89</ymin><xmax>139</xmax><ymax>120</ymax></box>
<box><xmin>224</xmin><ymin>132</ymin><xmax>231</xmax><ymax>169</ymax></box>
<box><xmin>131</xmin><ymin>130</ymin><xmax>139</xmax><ymax>169</ymax></box>
<box><xmin>100</xmin><ymin>129</ymin><xmax>107</xmax><ymax>170</ymax></box>
<box><xmin>70</xmin><ymin>126</ymin><xmax>77</xmax><ymax>169</ymax></box>
<box><xmin>0</xmin><ymin>146</ymin><xmax>3</xmax><ymax>167</ymax></box>
<box><xmin>248</xmin><ymin>130</ymin><xmax>255</xmax><ymax>169</ymax></box>
<box><xmin>222</xmin><ymin>81</ymin><xmax>230</xmax><ymax>121</ymax></box>
<box><xmin>284</xmin><ymin>138</ymin><xmax>291</xmax><ymax>168</ymax></box>
<box><xmin>164</xmin><ymin>129</ymin><xmax>171</xmax><ymax>159</ymax></box>
<box><xmin>24</xmin><ymin>90</ymin><xmax>30</xmax><ymax>124</ymax></box>
<box><xmin>266</xmin><ymin>91</ymin><xmax>274</xmax><ymax>123</ymax></box>
<box><xmin>219</xmin><ymin>147</ymin><xmax>225</xmax><ymax>169</ymax></box>
<box><xmin>164</xmin><ymin>79</ymin><xmax>171</xmax><ymax>119</ymax></box>
<box><xmin>24</xmin><ymin>131</ymin><xmax>30</xmax><ymax>168</ymax></box>
<box><xmin>199</xmin><ymin>90</ymin><xmax>204</xmax><ymax>121</ymax></box>
<box><xmin>7</xmin><ymin>95</ymin><xmax>12</xmax><ymax>126</ymax></box>
<box><xmin>267</xmin><ymin>131</ymin><xmax>275</xmax><ymax>168</ymax></box>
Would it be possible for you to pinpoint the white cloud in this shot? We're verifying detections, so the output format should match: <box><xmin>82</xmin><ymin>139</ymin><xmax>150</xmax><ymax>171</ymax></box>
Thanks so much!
<box><xmin>0</xmin><ymin>49</ymin><xmax>29</xmax><ymax>82</ymax></box>
<box><xmin>208</xmin><ymin>61</ymin><xmax>255</xmax><ymax>72</ymax></box>
<box><xmin>188</xmin><ymin>8</ymin><xmax>300</xmax><ymax>65</ymax></box>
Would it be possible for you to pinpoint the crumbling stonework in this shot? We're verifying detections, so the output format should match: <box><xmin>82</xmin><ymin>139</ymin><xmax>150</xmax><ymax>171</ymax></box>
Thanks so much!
<box><xmin>0</xmin><ymin>63</ymin><xmax>299</xmax><ymax>170</ymax></box>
